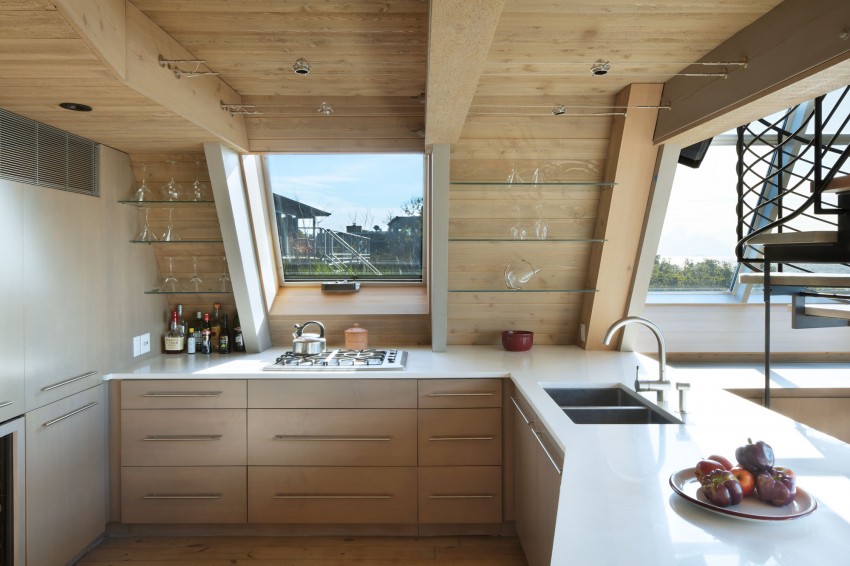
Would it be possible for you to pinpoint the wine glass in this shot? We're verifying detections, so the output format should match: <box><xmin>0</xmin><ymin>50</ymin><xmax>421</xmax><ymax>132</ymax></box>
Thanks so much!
<box><xmin>189</xmin><ymin>256</ymin><xmax>204</xmax><ymax>291</ymax></box>
<box><xmin>504</xmin><ymin>259</ymin><xmax>541</xmax><ymax>290</ymax></box>
<box><xmin>218</xmin><ymin>256</ymin><xmax>231</xmax><ymax>292</ymax></box>
<box><xmin>510</xmin><ymin>205</ymin><xmax>527</xmax><ymax>240</ymax></box>
<box><xmin>160</xmin><ymin>208</ymin><xmax>180</xmax><ymax>241</ymax></box>
<box><xmin>163</xmin><ymin>159</ymin><xmax>183</xmax><ymax>201</ymax></box>
<box><xmin>159</xmin><ymin>256</ymin><xmax>179</xmax><ymax>293</ymax></box>
<box><xmin>506</xmin><ymin>150</ymin><xmax>523</xmax><ymax>184</ymax></box>
<box><xmin>135</xmin><ymin>208</ymin><xmax>158</xmax><ymax>241</ymax></box>
<box><xmin>130</xmin><ymin>164</ymin><xmax>154</xmax><ymax>201</ymax></box>
<box><xmin>534</xmin><ymin>202</ymin><xmax>549</xmax><ymax>240</ymax></box>
<box><xmin>190</xmin><ymin>159</ymin><xmax>208</xmax><ymax>201</ymax></box>
<box><xmin>531</xmin><ymin>160</ymin><xmax>545</xmax><ymax>184</ymax></box>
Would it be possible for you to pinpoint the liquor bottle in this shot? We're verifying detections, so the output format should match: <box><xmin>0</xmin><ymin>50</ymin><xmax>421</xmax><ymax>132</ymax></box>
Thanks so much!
<box><xmin>200</xmin><ymin>313</ymin><xmax>212</xmax><ymax>354</ymax></box>
<box><xmin>209</xmin><ymin>303</ymin><xmax>222</xmax><ymax>350</ymax></box>
<box><xmin>176</xmin><ymin>304</ymin><xmax>187</xmax><ymax>351</ymax></box>
<box><xmin>186</xmin><ymin>325</ymin><xmax>196</xmax><ymax>354</ymax></box>
<box><xmin>218</xmin><ymin>314</ymin><xmax>231</xmax><ymax>354</ymax></box>
<box><xmin>193</xmin><ymin>312</ymin><xmax>203</xmax><ymax>349</ymax></box>
<box><xmin>163</xmin><ymin>311</ymin><xmax>184</xmax><ymax>354</ymax></box>
<box><xmin>232</xmin><ymin>313</ymin><xmax>245</xmax><ymax>352</ymax></box>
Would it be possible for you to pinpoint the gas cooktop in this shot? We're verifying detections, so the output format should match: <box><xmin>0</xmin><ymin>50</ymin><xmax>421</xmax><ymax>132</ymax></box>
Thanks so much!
<box><xmin>263</xmin><ymin>349</ymin><xmax>407</xmax><ymax>371</ymax></box>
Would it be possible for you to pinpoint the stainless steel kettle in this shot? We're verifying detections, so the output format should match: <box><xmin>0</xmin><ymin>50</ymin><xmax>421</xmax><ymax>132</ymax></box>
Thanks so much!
<box><xmin>292</xmin><ymin>321</ymin><xmax>326</xmax><ymax>355</ymax></box>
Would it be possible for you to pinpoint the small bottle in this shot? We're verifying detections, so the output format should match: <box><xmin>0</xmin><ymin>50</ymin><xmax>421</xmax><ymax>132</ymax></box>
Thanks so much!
<box><xmin>200</xmin><ymin>313</ymin><xmax>212</xmax><ymax>354</ymax></box>
<box><xmin>164</xmin><ymin>311</ymin><xmax>184</xmax><ymax>355</ymax></box>
<box><xmin>193</xmin><ymin>312</ymin><xmax>203</xmax><ymax>349</ymax></box>
<box><xmin>209</xmin><ymin>303</ymin><xmax>222</xmax><ymax>350</ymax></box>
<box><xmin>186</xmin><ymin>326</ymin><xmax>196</xmax><ymax>354</ymax></box>
<box><xmin>218</xmin><ymin>314</ymin><xmax>231</xmax><ymax>354</ymax></box>
<box><xmin>176</xmin><ymin>304</ymin><xmax>187</xmax><ymax>352</ymax></box>
<box><xmin>233</xmin><ymin>313</ymin><xmax>245</xmax><ymax>352</ymax></box>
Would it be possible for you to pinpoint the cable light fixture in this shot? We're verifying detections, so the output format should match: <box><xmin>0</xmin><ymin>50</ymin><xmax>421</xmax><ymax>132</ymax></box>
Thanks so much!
<box><xmin>158</xmin><ymin>55</ymin><xmax>220</xmax><ymax>79</ymax></box>
<box><xmin>317</xmin><ymin>101</ymin><xmax>334</xmax><ymax>116</ymax></box>
<box><xmin>220</xmin><ymin>102</ymin><xmax>263</xmax><ymax>117</ymax></box>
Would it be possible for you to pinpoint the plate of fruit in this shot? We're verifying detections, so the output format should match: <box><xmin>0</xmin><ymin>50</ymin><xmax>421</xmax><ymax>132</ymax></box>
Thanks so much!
<box><xmin>669</xmin><ymin>439</ymin><xmax>817</xmax><ymax>521</ymax></box>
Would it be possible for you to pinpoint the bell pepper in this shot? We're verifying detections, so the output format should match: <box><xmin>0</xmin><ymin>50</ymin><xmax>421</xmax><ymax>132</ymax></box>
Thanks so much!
<box><xmin>755</xmin><ymin>468</ymin><xmax>797</xmax><ymax>506</ymax></box>
<box><xmin>701</xmin><ymin>469</ymin><xmax>744</xmax><ymax>507</ymax></box>
<box><xmin>735</xmin><ymin>438</ymin><xmax>775</xmax><ymax>473</ymax></box>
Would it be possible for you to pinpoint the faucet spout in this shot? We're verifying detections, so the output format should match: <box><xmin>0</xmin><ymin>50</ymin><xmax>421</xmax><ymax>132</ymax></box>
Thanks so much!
<box><xmin>603</xmin><ymin>316</ymin><xmax>670</xmax><ymax>401</ymax></box>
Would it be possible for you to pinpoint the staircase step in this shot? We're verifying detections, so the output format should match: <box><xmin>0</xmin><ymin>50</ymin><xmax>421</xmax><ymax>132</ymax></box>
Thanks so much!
<box><xmin>804</xmin><ymin>303</ymin><xmax>850</xmax><ymax>320</ymax></box>
<box><xmin>739</xmin><ymin>272</ymin><xmax>850</xmax><ymax>287</ymax></box>
<box><xmin>746</xmin><ymin>231</ymin><xmax>838</xmax><ymax>245</ymax></box>
<box><xmin>811</xmin><ymin>174</ymin><xmax>850</xmax><ymax>194</ymax></box>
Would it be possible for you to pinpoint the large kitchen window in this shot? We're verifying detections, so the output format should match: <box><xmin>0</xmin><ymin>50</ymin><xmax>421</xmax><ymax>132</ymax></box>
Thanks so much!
<box><xmin>265</xmin><ymin>154</ymin><xmax>425</xmax><ymax>284</ymax></box>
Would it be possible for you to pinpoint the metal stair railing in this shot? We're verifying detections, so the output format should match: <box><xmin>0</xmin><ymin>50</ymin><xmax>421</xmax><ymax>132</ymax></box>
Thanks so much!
<box><xmin>316</xmin><ymin>228</ymin><xmax>382</xmax><ymax>276</ymax></box>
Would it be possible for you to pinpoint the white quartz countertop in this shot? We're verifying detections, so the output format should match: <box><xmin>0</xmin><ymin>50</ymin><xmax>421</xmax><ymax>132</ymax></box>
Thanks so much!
<box><xmin>106</xmin><ymin>346</ymin><xmax>850</xmax><ymax>565</ymax></box>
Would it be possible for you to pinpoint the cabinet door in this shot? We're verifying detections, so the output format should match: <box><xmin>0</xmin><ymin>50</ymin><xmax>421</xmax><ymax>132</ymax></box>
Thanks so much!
<box><xmin>23</xmin><ymin>186</ymin><xmax>103</xmax><ymax>410</ymax></box>
<box><xmin>511</xmin><ymin>395</ymin><xmax>539</xmax><ymax>566</ymax></box>
<box><xmin>0</xmin><ymin>181</ymin><xmax>25</xmax><ymax>421</ymax></box>
<box><xmin>418</xmin><ymin>408</ymin><xmax>502</xmax><ymax>466</ymax></box>
<box><xmin>26</xmin><ymin>384</ymin><xmax>107</xmax><ymax>566</ymax></box>
<box><xmin>534</xmin><ymin>428</ymin><xmax>563</xmax><ymax>566</ymax></box>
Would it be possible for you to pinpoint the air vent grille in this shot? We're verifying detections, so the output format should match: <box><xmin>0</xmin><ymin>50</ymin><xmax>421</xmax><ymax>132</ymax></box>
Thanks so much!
<box><xmin>0</xmin><ymin>108</ymin><xmax>99</xmax><ymax>196</ymax></box>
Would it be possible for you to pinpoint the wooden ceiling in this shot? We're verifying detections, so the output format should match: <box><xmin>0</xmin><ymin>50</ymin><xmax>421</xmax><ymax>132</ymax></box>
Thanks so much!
<box><xmin>0</xmin><ymin>0</ymin><xmax>788</xmax><ymax>156</ymax></box>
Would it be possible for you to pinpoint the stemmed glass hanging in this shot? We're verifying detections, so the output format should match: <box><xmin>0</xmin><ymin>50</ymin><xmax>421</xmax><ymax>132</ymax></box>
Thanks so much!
<box><xmin>534</xmin><ymin>202</ymin><xmax>549</xmax><ymax>240</ymax></box>
<box><xmin>506</xmin><ymin>150</ymin><xmax>523</xmax><ymax>185</ymax></box>
<box><xmin>160</xmin><ymin>208</ymin><xmax>181</xmax><ymax>241</ymax></box>
<box><xmin>531</xmin><ymin>160</ymin><xmax>545</xmax><ymax>184</ymax></box>
<box><xmin>135</xmin><ymin>208</ymin><xmax>158</xmax><ymax>242</ymax></box>
<box><xmin>163</xmin><ymin>159</ymin><xmax>183</xmax><ymax>201</ymax></box>
<box><xmin>218</xmin><ymin>256</ymin><xmax>231</xmax><ymax>292</ymax></box>
<box><xmin>130</xmin><ymin>164</ymin><xmax>154</xmax><ymax>201</ymax></box>
<box><xmin>159</xmin><ymin>256</ymin><xmax>179</xmax><ymax>293</ymax></box>
<box><xmin>188</xmin><ymin>256</ymin><xmax>204</xmax><ymax>291</ymax></box>
<box><xmin>511</xmin><ymin>205</ymin><xmax>527</xmax><ymax>240</ymax></box>
<box><xmin>191</xmin><ymin>159</ymin><xmax>208</xmax><ymax>201</ymax></box>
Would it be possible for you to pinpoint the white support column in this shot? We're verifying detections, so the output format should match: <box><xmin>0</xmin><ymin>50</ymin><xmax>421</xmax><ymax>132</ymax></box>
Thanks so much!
<box><xmin>204</xmin><ymin>142</ymin><xmax>272</xmax><ymax>352</ymax></box>
<box><xmin>430</xmin><ymin>144</ymin><xmax>451</xmax><ymax>351</ymax></box>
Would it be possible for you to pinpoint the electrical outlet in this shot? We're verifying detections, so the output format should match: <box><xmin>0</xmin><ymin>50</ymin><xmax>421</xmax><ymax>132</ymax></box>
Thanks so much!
<box><xmin>140</xmin><ymin>333</ymin><xmax>151</xmax><ymax>354</ymax></box>
<box><xmin>580</xmin><ymin>323</ymin><xmax>586</xmax><ymax>343</ymax></box>
<box><xmin>133</xmin><ymin>335</ymin><xmax>141</xmax><ymax>357</ymax></box>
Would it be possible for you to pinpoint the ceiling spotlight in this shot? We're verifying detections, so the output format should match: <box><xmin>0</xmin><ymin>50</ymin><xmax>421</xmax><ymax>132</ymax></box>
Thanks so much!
<box><xmin>59</xmin><ymin>102</ymin><xmax>92</xmax><ymax>112</ymax></box>
<box><xmin>317</xmin><ymin>101</ymin><xmax>333</xmax><ymax>116</ymax></box>
<box><xmin>590</xmin><ymin>59</ymin><xmax>611</xmax><ymax>76</ymax></box>
<box><xmin>552</xmin><ymin>105</ymin><xmax>567</xmax><ymax>116</ymax></box>
<box><xmin>292</xmin><ymin>57</ymin><xmax>311</xmax><ymax>75</ymax></box>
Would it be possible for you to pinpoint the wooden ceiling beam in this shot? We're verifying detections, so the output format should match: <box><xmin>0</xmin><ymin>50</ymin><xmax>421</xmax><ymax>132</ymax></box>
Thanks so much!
<box><xmin>425</xmin><ymin>0</ymin><xmax>505</xmax><ymax>146</ymax></box>
<box><xmin>655</xmin><ymin>0</ymin><xmax>850</xmax><ymax>146</ymax></box>
<box><xmin>51</xmin><ymin>0</ymin><xmax>249</xmax><ymax>152</ymax></box>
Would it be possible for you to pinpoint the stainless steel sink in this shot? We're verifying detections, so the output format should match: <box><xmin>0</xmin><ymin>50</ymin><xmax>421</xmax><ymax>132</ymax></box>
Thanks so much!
<box><xmin>544</xmin><ymin>385</ymin><xmax>682</xmax><ymax>425</ymax></box>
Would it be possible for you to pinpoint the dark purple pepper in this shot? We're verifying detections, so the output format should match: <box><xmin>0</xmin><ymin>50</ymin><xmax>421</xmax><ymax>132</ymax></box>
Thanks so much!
<box><xmin>701</xmin><ymin>469</ymin><xmax>744</xmax><ymax>507</ymax></box>
<box><xmin>755</xmin><ymin>468</ymin><xmax>797</xmax><ymax>506</ymax></box>
<box><xmin>735</xmin><ymin>438</ymin><xmax>775</xmax><ymax>473</ymax></box>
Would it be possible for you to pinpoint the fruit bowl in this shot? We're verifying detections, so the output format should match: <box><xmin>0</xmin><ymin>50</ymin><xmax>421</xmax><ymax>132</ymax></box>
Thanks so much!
<box><xmin>501</xmin><ymin>330</ymin><xmax>533</xmax><ymax>351</ymax></box>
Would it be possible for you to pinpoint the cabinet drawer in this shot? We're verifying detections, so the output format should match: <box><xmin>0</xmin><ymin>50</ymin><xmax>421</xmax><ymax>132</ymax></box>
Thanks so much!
<box><xmin>248</xmin><ymin>409</ymin><xmax>416</xmax><ymax>466</ymax></box>
<box><xmin>418</xmin><ymin>378</ymin><xmax>502</xmax><ymax>408</ymax></box>
<box><xmin>248</xmin><ymin>379</ymin><xmax>417</xmax><ymax>408</ymax></box>
<box><xmin>122</xmin><ymin>466</ymin><xmax>247</xmax><ymax>524</ymax></box>
<box><xmin>418</xmin><ymin>408</ymin><xmax>502</xmax><ymax>466</ymax></box>
<box><xmin>248</xmin><ymin>466</ymin><xmax>417</xmax><ymax>524</ymax></box>
<box><xmin>418</xmin><ymin>466</ymin><xmax>502</xmax><ymax>524</ymax></box>
<box><xmin>122</xmin><ymin>379</ymin><xmax>247</xmax><ymax>409</ymax></box>
<box><xmin>121</xmin><ymin>409</ymin><xmax>246</xmax><ymax>466</ymax></box>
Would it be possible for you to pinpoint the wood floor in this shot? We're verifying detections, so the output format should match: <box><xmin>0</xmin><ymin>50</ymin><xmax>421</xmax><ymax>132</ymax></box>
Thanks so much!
<box><xmin>75</xmin><ymin>535</ymin><xmax>529</xmax><ymax>565</ymax></box>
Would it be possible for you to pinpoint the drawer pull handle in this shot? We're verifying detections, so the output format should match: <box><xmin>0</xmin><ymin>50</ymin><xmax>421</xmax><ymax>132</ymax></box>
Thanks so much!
<box><xmin>273</xmin><ymin>494</ymin><xmax>392</xmax><ymax>500</ymax></box>
<box><xmin>531</xmin><ymin>428</ymin><xmax>563</xmax><ymax>476</ymax></box>
<box><xmin>143</xmin><ymin>494</ymin><xmax>222</xmax><ymax>500</ymax></box>
<box><xmin>143</xmin><ymin>391</ymin><xmax>223</xmax><ymax>398</ymax></box>
<box><xmin>428</xmin><ymin>392</ymin><xmax>494</xmax><ymax>397</ymax></box>
<box><xmin>143</xmin><ymin>435</ymin><xmax>223</xmax><ymax>441</ymax></box>
<box><xmin>510</xmin><ymin>396</ymin><xmax>533</xmax><ymax>425</ymax></box>
<box><xmin>429</xmin><ymin>436</ymin><xmax>494</xmax><ymax>441</ymax></box>
<box><xmin>0</xmin><ymin>401</ymin><xmax>13</xmax><ymax>410</ymax></box>
<box><xmin>273</xmin><ymin>435</ymin><xmax>391</xmax><ymax>442</ymax></box>
<box><xmin>42</xmin><ymin>402</ymin><xmax>98</xmax><ymax>428</ymax></box>
<box><xmin>429</xmin><ymin>494</ymin><xmax>495</xmax><ymax>499</ymax></box>
<box><xmin>41</xmin><ymin>371</ymin><xmax>97</xmax><ymax>392</ymax></box>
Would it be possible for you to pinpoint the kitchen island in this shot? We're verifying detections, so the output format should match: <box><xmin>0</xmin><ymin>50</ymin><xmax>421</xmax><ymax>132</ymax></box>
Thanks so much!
<box><xmin>107</xmin><ymin>346</ymin><xmax>850</xmax><ymax>565</ymax></box>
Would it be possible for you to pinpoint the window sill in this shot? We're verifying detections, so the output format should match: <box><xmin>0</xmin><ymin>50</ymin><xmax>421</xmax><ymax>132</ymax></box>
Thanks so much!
<box><xmin>270</xmin><ymin>285</ymin><xmax>429</xmax><ymax>316</ymax></box>
<box><xmin>646</xmin><ymin>292</ymin><xmax>791</xmax><ymax>305</ymax></box>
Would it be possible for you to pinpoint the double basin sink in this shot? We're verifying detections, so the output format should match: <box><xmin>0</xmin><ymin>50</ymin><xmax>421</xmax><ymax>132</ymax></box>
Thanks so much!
<box><xmin>545</xmin><ymin>385</ymin><xmax>682</xmax><ymax>425</ymax></box>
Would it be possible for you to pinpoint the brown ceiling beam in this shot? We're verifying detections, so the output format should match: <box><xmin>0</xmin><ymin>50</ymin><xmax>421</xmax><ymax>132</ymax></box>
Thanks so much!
<box><xmin>425</xmin><ymin>0</ymin><xmax>505</xmax><ymax>146</ymax></box>
<box><xmin>655</xmin><ymin>0</ymin><xmax>850</xmax><ymax>146</ymax></box>
<box><xmin>51</xmin><ymin>0</ymin><xmax>249</xmax><ymax>152</ymax></box>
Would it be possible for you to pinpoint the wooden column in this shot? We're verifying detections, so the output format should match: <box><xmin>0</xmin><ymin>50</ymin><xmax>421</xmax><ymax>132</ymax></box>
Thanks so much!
<box><xmin>579</xmin><ymin>84</ymin><xmax>663</xmax><ymax>350</ymax></box>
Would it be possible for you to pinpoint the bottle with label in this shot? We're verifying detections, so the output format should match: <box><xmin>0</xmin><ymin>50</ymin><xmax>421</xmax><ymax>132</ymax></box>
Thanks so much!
<box><xmin>200</xmin><ymin>313</ymin><xmax>212</xmax><ymax>354</ymax></box>
<box><xmin>164</xmin><ymin>311</ymin><xmax>184</xmax><ymax>354</ymax></box>
<box><xmin>209</xmin><ymin>303</ymin><xmax>222</xmax><ymax>350</ymax></box>
<box><xmin>193</xmin><ymin>312</ymin><xmax>203</xmax><ymax>349</ymax></box>
<box><xmin>186</xmin><ymin>325</ymin><xmax>196</xmax><ymax>354</ymax></box>
<box><xmin>233</xmin><ymin>313</ymin><xmax>245</xmax><ymax>352</ymax></box>
<box><xmin>176</xmin><ymin>304</ymin><xmax>187</xmax><ymax>352</ymax></box>
<box><xmin>218</xmin><ymin>314</ymin><xmax>231</xmax><ymax>354</ymax></box>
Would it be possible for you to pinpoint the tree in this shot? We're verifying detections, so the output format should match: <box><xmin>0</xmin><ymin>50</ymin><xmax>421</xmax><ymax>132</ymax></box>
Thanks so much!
<box><xmin>649</xmin><ymin>255</ymin><xmax>735</xmax><ymax>291</ymax></box>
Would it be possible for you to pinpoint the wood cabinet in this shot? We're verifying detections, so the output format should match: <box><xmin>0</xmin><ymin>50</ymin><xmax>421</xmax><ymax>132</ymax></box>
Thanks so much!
<box><xmin>730</xmin><ymin>389</ymin><xmax>850</xmax><ymax>444</ymax></box>
<box><xmin>26</xmin><ymin>384</ymin><xmax>107</xmax><ymax>566</ymax></box>
<box><xmin>511</xmin><ymin>389</ymin><xmax>563</xmax><ymax>566</ymax></box>
<box><xmin>0</xmin><ymin>181</ymin><xmax>25</xmax><ymax>422</ymax></box>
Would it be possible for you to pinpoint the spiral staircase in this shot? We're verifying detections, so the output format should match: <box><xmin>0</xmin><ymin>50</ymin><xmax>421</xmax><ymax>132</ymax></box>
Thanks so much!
<box><xmin>735</xmin><ymin>86</ymin><xmax>850</xmax><ymax>407</ymax></box>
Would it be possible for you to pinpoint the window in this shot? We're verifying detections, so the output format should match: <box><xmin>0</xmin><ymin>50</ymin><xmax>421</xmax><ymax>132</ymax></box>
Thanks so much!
<box><xmin>265</xmin><ymin>154</ymin><xmax>425</xmax><ymax>283</ymax></box>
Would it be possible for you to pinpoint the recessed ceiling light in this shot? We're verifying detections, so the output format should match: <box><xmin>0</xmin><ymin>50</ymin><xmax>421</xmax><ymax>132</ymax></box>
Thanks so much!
<box><xmin>292</xmin><ymin>58</ymin><xmax>311</xmax><ymax>75</ymax></box>
<box><xmin>59</xmin><ymin>102</ymin><xmax>93</xmax><ymax>112</ymax></box>
<box><xmin>590</xmin><ymin>60</ymin><xmax>611</xmax><ymax>76</ymax></box>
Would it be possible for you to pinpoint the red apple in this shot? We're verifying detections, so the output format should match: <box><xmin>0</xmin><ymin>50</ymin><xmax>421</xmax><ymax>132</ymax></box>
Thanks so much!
<box><xmin>695</xmin><ymin>459</ymin><xmax>726</xmax><ymax>481</ymax></box>
<box><xmin>708</xmin><ymin>454</ymin><xmax>734</xmax><ymax>471</ymax></box>
<box><xmin>731</xmin><ymin>466</ymin><xmax>756</xmax><ymax>497</ymax></box>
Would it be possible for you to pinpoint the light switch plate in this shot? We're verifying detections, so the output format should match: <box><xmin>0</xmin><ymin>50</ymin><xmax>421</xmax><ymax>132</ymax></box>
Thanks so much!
<box><xmin>133</xmin><ymin>335</ymin><xmax>141</xmax><ymax>357</ymax></box>
<box><xmin>141</xmin><ymin>333</ymin><xmax>151</xmax><ymax>354</ymax></box>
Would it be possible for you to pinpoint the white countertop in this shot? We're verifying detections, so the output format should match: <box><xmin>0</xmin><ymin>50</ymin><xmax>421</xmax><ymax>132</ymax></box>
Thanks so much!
<box><xmin>106</xmin><ymin>346</ymin><xmax>850</xmax><ymax>565</ymax></box>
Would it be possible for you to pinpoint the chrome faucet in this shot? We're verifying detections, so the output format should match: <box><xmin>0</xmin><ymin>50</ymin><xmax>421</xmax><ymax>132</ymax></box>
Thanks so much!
<box><xmin>603</xmin><ymin>316</ymin><xmax>672</xmax><ymax>403</ymax></box>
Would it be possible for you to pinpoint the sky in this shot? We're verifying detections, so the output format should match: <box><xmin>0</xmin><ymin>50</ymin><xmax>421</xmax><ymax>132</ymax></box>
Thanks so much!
<box><xmin>267</xmin><ymin>154</ymin><xmax>424</xmax><ymax>232</ymax></box>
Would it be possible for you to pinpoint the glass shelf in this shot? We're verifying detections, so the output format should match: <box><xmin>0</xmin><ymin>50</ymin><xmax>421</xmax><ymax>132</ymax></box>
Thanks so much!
<box><xmin>144</xmin><ymin>289</ymin><xmax>233</xmax><ymax>295</ymax></box>
<box><xmin>130</xmin><ymin>239</ymin><xmax>224</xmax><ymax>244</ymax></box>
<box><xmin>448</xmin><ymin>289</ymin><xmax>598</xmax><ymax>293</ymax></box>
<box><xmin>450</xmin><ymin>181</ymin><xmax>614</xmax><ymax>187</ymax></box>
<box><xmin>449</xmin><ymin>238</ymin><xmax>605</xmax><ymax>243</ymax></box>
<box><xmin>118</xmin><ymin>199</ymin><xmax>215</xmax><ymax>207</ymax></box>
